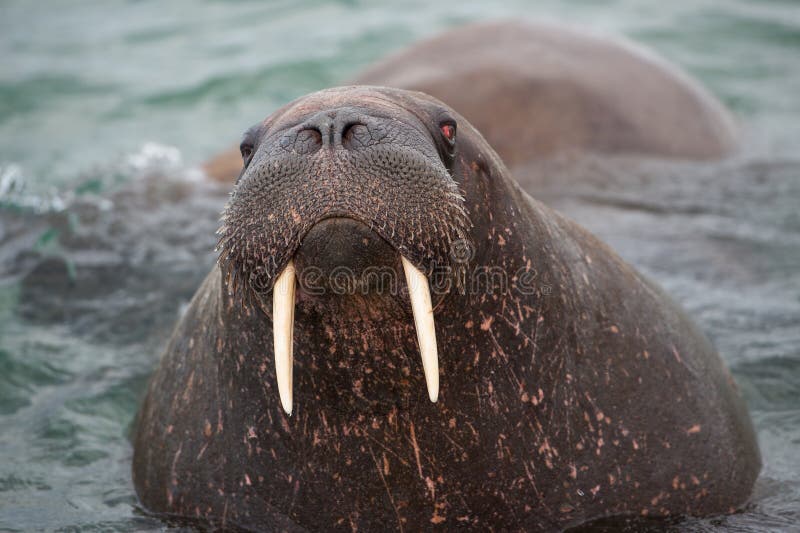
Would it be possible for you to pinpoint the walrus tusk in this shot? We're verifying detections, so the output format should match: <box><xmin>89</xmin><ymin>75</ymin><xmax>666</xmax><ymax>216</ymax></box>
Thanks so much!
<box><xmin>272</xmin><ymin>257</ymin><xmax>438</xmax><ymax>413</ymax></box>
<box><xmin>401</xmin><ymin>256</ymin><xmax>440</xmax><ymax>403</ymax></box>
<box><xmin>273</xmin><ymin>260</ymin><xmax>296</xmax><ymax>415</ymax></box>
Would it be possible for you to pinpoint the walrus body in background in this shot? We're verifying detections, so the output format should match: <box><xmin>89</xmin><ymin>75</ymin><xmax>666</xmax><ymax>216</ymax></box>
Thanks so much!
<box><xmin>133</xmin><ymin>87</ymin><xmax>759</xmax><ymax>531</ymax></box>
<box><xmin>203</xmin><ymin>21</ymin><xmax>739</xmax><ymax>182</ymax></box>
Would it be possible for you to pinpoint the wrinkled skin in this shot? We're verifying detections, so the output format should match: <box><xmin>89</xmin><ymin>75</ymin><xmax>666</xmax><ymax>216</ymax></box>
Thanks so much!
<box><xmin>132</xmin><ymin>87</ymin><xmax>759</xmax><ymax>531</ymax></box>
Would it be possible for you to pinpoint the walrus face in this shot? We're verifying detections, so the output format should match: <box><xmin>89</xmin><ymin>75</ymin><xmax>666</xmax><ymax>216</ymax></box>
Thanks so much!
<box><xmin>217</xmin><ymin>87</ymin><xmax>472</xmax><ymax>415</ymax></box>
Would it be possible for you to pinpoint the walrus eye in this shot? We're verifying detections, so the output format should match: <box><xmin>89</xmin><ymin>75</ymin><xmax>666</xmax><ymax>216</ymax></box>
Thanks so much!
<box><xmin>437</xmin><ymin>120</ymin><xmax>457</xmax><ymax>170</ymax></box>
<box><xmin>240</xmin><ymin>142</ymin><xmax>254</xmax><ymax>163</ymax></box>
<box><xmin>440</xmin><ymin>122</ymin><xmax>456</xmax><ymax>145</ymax></box>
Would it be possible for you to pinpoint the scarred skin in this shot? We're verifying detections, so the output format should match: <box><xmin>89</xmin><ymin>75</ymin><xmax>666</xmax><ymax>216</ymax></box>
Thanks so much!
<box><xmin>132</xmin><ymin>87</ymin><xmax>759</xmax><ymax>531</ymax></box>
<box><xmin>203</xmin><ymin>21</ymin><xmax>739</xmax><ymax>182</ymax></box>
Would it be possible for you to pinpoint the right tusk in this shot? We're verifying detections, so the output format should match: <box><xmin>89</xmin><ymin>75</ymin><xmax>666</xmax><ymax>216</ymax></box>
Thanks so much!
<box><xmin>273</xmin><ymin>260</ymin><xmax>296</xmax><ymax>415</ymax></box>
<box><xmin>401</xmin><ymin>256</ymin><xmax>440</xmax><ymax>403</ymax></box>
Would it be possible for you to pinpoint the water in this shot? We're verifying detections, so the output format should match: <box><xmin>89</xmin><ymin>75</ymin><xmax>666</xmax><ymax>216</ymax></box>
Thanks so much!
<box><xmin>1</xmin><ymin>0</ymin><xmax>798</xmax><ymax>530</ymax></box>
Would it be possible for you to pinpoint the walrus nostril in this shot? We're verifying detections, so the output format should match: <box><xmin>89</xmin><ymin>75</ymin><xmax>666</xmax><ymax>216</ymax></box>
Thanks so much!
<box><xmin>297</xmin><ymin>128</ymin><xmax>323</xmax><ymax>150</ymax></box>
<box><xmin>298</xmin><ymin>114</ymin><xmax>333</xmax><ymax>147</ymax></box>
<box><xmin>340</xmin><ymin>121</ymin><xmax>366</xmax><ymax>148</ymax></box>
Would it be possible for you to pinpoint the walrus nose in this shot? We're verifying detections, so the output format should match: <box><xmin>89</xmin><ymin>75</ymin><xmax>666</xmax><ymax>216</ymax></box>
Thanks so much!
<box><xmin>300</xmin><ymin>108</ymin><xmax>365</xmax><ymax>148</ymax></box>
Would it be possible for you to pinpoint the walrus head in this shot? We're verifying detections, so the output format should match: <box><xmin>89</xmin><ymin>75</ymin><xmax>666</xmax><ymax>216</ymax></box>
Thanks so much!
<box><xmin>217</xmin><ymin>86</ymin><xmax>473</xmax><ymax>415</ymax></box>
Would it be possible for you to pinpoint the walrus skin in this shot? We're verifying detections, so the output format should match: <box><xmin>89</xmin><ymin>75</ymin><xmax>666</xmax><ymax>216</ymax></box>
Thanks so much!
<box><xmin>203</xmin><ymin>21</ymin><xmax>739</xmax><ymax>182</ymax></box>
<box><xmin>132</xmin><ymin>86</ymin><xmax>760</xmax><ymax>531</ymax></box>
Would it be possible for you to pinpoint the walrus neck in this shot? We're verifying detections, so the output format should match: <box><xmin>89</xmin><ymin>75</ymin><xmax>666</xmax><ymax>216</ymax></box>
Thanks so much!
<box><xmin>289</xmin><ymin>296</ymin><xmax>425</xmax><ymax>416</ymax></box>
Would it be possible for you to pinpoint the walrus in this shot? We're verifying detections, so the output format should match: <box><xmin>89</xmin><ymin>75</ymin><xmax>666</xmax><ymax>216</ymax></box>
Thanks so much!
<box><xmin>132</xmin><ymin>86</ymin><xmax>759</xmax><ymax>531</ymax></box>
<box><xmin>203</xmin><ymin>21</ymin><xmax>739</xmax><ymax>182</ymax></box>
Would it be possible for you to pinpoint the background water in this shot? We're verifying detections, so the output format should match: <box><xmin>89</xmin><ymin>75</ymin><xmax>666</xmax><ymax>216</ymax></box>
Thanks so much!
<box><xmin>0</xmin><ymin>0</ymin><xmax>798</xmax><ymax>531</ymax></box>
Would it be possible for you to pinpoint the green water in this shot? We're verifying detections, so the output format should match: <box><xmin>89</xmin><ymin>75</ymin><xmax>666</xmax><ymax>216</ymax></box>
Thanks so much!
<box><xmin>1</xmin><ymin>0</ymin><xmax>799</xmax><ymax>530</ymax></box>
